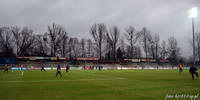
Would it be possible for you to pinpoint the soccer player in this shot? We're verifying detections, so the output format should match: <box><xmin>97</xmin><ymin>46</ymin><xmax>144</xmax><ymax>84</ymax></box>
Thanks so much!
<box><xmin>66</xmin><ymin>65</ymin><xmax>70</xmax><ymax>72</ymax></box>
<box><xmin>20</xmin><ymin>65</ymin><xmax>24</xmax><ymax>76</ymax></box>
<box><xmin>178</xmin><ymin>64</ymin><xmax>183</xmax><ymax>73</ymax></box>
<box><xmin>3</xmin><ymin>65</ymin><xmax>9</xmax><ymax>73</ymax></box>
<box><xmin>56</xmin><ymin>64</ymin><xmax>62</xmax><ymax>77</ymax></box>
<box><xmin>189</xmin><ymin>64</ymin><xmax>199</xmax><ymax>80</ymax></box>
<box><xmin>41</xmin><ymin>64</ymin><xmax>46</xmax><ymax>72</ymax></box>
<box><xmin>98</xmin><ymin>65</ymin><xmax>103</xmax><ymax>71</ymax></box>
<box><xmin>98</xmin><ymin>65</ymin><xmax>101</xmax><ymax>71</ymax></box>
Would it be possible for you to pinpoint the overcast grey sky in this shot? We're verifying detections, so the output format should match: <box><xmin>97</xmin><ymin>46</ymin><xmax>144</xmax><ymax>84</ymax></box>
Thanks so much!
<box><xmin>0</xmin><ymin>0</ymin><xmax>200</xmax><ymax>57</ymax></box>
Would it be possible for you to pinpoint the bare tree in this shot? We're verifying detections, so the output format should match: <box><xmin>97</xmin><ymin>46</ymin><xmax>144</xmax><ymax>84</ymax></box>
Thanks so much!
<box><xmin>125</xmin><ymin>26</ymin><xmax>140</xmax><ymax>58</ymax></box>
<box><xmin>105</xmin><ymin>37</ymin><xmax>112</xmax><ymax>59</ymax></box>
<box><xmin>167</xmin><ymin>36</ymin><xmax>180</xmax><ymax>66</ymax></box>
<box><xmin>147</xmin><ymin>33</ymin><xmax>160</xmax><ymax>60</ymax></box>
<box><xmin>11</xmin><ymin>26</ymin><xmax>20</xmax><ymax>56</ymax></box>
<box><xmin>47</xmin><ymin>23</ymin><xmax>67</xmax><ymax>56</ymax></box>
<box><xmin>68</xmin><ymin>37</ymin><xmax>80</xmax><ymax>58</ymax></box>
<box><xmin>80</xmin><ymin>38</ymin><xmax>86</xmax><ymax>57</ymax></box>
<box><xmin>160</xmin><ymin>40</ymin><xmax>168</xmax><ymax>59</ymax></box>
<box><xmin>146</xmin><ymin>33</ymin><xmax>155</xmax><ymax>58</ymax></box>
<box><xmin>139</xmin><ymin>27</ymin><xmax>151</xmax><ymax>59</ymax></box>
<box><xmin>86</xmin><ymin>39</ymin><xmax>94</xmax><ymax>57</ymax></box>
<box><xmin>154</xmin><ymin>34</ymin><xmax>160</xmax><ymax>62</ymax></box>
<box><xmin>0</xmin><ymin>23</ymin><xmax>185</xmax><ymax>63</ymax></box>
<box><xmin>32</xmin><ymin>34</ymin><xmax>45</xmax><ymax>56</ymax></box>
<box><xmin>59</xmin><ymin>32</ymin><xmax>68</xmax><ymax>57</ymax></box>
<box><xmin>11</xmin><ymin>26</ymin><xmax>35</xmax><ymax>56</ymax></box>
<box><xmin>31</xmin><ymin>32</ymin><xmax>50</xmax><ymax>57</ymax></box>
<box><xmin>106</xmin><ymin>26</ymin><xmax>120</xmax><ymax>59</ymax></box>
<box><xmin>0</xmin><ymin>27</ymin><xmax>15</xmax><ymax>57</ymax></box>
<box><xmin>134</xmin><ymin>45</ymin><xmax>142</xmax><ymax>58</ymax></box>
<box><xmin>119</xmin><ymin>36</ymin><xmax>126</xmax><ymax>58</ymax></box>
<box><xmin>90</xmin><ymin>23</ymin><xmax>107</xmax><ymax>59</ymax></box>
<box><xmin>126</xmin><ymin>45</ymin><xmax>141</xmax><ymax>59</ymax></box>
<box><xmin>68</xmin><ymin>38</ymin><xmax>73</xmax><ymax>58</ymax></box>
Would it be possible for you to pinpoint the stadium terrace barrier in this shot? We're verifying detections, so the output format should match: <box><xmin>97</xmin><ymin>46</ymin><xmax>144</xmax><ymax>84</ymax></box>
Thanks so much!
<box><xmin>11</xmin><ymin>67</ymin><xmax>27</xmax><ymax>70</ymax></box>
<box><xmin>16</xmin><ymin>56</ymin><xmax>171</xmax><ymax>64</ymax></box>
<box><xmin>9</xmin><ymin>66</ymin><xmax>190</xmax><ymax>70</ymax></box>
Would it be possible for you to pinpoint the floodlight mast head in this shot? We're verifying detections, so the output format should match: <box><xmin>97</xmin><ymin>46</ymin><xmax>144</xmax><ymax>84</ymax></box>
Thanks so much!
<box><xmin>189</xmin><ymin>7</ymin><xmax>198</xmax><ymax>18</ymax></box>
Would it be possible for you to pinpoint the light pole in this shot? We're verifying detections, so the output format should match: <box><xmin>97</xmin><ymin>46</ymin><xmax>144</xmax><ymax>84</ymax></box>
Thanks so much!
<box><xmin>189</xmin><ymin>7</ymin><xmax>198</xmax><ymax>65</ymax></box>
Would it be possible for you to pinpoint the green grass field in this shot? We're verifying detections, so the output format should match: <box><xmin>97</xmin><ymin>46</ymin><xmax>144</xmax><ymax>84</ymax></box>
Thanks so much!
<box><xmin>0</xmin><ymin>69</ymin><xmax>199</xmax><ymax>100</ymax></box>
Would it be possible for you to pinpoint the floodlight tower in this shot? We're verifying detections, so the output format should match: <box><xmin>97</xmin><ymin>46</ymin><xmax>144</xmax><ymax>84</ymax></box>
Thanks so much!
<box><xmin>189</xmin><ymin>7</ymin><xmax>198</xmax><ymax>65</ymax></box>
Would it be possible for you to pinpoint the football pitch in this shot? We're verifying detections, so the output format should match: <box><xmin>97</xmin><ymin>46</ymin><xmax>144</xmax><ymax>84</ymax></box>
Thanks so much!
<box><xmin>0</xmin><ymin>69</ymin><xmax>199</xmax><ymax>100</ymax></box>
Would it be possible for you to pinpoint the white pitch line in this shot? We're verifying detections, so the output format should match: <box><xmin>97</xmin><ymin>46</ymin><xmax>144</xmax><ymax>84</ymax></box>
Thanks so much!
<box><xmin>0</xmin><ymin>78</ymin><xmax>126</xmax><ymax>83</ymax></box>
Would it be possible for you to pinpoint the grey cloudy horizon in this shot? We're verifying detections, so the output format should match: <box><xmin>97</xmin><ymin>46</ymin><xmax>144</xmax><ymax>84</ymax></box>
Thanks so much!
<box><xmin>0</xmin><ymin>0</ymin><xmax>200</xmax><ymax>57</ymax></box>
